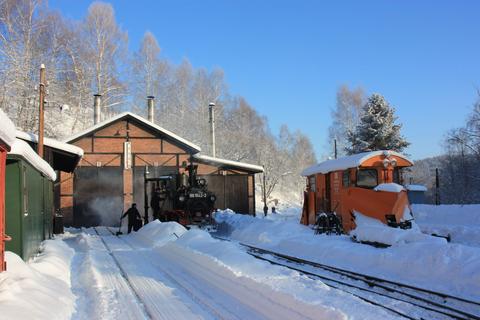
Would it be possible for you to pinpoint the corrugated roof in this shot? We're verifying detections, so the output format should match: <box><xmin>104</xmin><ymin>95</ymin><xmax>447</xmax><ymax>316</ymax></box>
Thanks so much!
<box><xmin>64</xmin><ymin>112</ymin><xmax>201</xmax><ymax>153</ymax></box>
<box><xmin>301</xmin><ymin>150</ymin><xmax>413</xmax><ymax>176</ymax></box>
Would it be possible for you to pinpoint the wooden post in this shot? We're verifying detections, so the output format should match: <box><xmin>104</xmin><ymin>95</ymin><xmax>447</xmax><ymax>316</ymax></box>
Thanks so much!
<box><xmin>38</xmin><ymin>64</ymin><xmax>46</xmax><ymax>158</ymax></box>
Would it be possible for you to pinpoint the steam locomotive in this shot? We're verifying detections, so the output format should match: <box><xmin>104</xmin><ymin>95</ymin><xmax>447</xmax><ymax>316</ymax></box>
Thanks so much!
<box><xmin>144</xmin><ymin>160</ymin><xmax>217</xmax><ymax>228</ymax></box>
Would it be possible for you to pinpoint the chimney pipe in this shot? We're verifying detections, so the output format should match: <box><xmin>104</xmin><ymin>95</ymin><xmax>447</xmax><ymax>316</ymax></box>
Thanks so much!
<box><xmin>209</xmin><ymin>102</ymin><xmax>216</xmax><ymax>158</ymax></box>
<box><xmin>94</xmin><ymin>94</ymin><xmax>102</xmax><ymax>125</ymax></box>
<box><xmin>147</xmin><ymin>96</ymin><xmax>155</xmax><ymax>123</ymax></box>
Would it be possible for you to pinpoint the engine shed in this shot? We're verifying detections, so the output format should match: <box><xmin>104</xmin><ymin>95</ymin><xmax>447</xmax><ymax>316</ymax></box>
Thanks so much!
<box><xmin>59</xmin><ymin>112</ymin><xmax>263</xmax><ymax>228</ymax></box>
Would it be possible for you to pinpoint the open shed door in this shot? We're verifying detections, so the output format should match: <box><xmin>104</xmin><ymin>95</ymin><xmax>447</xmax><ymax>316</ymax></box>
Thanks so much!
<box><xmin>73</xmin><ymin>167</ymin><xmax>123</xmax><ymax>227</ymax></box>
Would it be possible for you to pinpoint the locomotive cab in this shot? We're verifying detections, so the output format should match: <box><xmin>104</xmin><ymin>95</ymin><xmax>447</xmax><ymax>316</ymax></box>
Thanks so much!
<box><xmin>301</xmin><ymin>151</ymin><xmax>414</xmax><ymax>233</ymax></box>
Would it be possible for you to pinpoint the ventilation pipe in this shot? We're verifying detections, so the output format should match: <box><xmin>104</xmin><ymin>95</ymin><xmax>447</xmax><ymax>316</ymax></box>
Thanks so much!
<box><xmin>147</xmin><ymin>96</ymin><xmax>155</xmax><ymax>123</ymax></box>
<box><xmin>209</xmin><ymin>102</ymin><xmax>216</xmax><ymax>157</ymax></box>
<box><xmin>93</xmin><ymin>94</ymin><xmax>102</xmax><ymax>125</ymax></box>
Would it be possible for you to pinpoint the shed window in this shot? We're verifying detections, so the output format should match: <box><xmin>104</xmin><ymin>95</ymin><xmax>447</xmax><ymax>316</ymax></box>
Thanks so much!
<box><xmin>309</xmin><ymin>176</ymin><xmax>316</xmax><ymax>192</ymax></box>
<box><xmin>342</xmin><ymin>170</ymin><xmax>350</xmax><ymax>187</ymax></box>
<box><xmin>356</xmin><ymin>169</ymin><xmax>378</xmax><ymax>188</ymax></box>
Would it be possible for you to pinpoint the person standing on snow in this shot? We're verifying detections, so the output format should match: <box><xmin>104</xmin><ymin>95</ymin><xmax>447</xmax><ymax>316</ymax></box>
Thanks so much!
<box><xmin>121</xmin><ymin>203</ymin><xmax>142</xmax><ymax>234</ymax></box>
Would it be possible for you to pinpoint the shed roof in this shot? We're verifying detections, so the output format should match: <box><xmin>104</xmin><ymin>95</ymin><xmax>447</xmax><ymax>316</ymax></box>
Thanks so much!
<box><xmin>64</xmin><ymin>112</ymin><xmax>201</xmax><ymax>153</ymax></box>
<box><xmin>193</xmin><ymin>154</ymin><xmax>264</xmax><ymax>173</ymax></box>
<box><xmin>8</xmin><ymin>139</ymin><xmax>56</xmax><ymax>181</ymax></box>
<box><xmin>16</xmin><ymin>130</ymin><xmax>83</xmax><ymax>172</ymax></box>
<box><xmin>301</xmin><ymin>150</ymin><xmax>413</xmax><ymax>176</ymax></box>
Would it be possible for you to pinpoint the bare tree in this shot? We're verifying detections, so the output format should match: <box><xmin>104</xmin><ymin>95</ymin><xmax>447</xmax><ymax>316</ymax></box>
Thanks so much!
<box><xmin>327</xmin><ymin>84</ymin><xmax>365</xmax><ymax>157</ymax></box>
<box><xmin>82</xmin><ymin>1</ymin><xmax>128</xmax><ymax>117</ymax></box>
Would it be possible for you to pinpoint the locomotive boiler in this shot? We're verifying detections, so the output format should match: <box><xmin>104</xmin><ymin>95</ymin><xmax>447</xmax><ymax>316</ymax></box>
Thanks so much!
<box><xmin>144</xmin><ymin>159</ymin><xmax>216</xmax><ymax>228</ymax></box>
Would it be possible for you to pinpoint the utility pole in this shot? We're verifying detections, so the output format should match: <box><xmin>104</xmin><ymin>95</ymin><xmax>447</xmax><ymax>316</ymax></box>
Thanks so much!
<box><xmin>208</xmin><ymin>102</ymin><xmax>216</xmax><ymax>157</ymax></box>
<box><xmin>435</xmin><ymin>168</ymin><xmax>440</xmax><ymax>205</ymax></box>
<box><xmin>38</xmin><ymin>64</ymin><xmax>46</xmax><ymax>158</ymax></box>
<box><xmin>263</xmin><ymin>171</ymin><xmax>268</xmax><ymax>217</ymax></box>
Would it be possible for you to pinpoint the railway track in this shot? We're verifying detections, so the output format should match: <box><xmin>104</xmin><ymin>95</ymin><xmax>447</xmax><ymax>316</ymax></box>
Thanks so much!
<box><xmin>212</xmin><ymin>235</ymin><xmax>480</xmax><ymax>320</ymax></box>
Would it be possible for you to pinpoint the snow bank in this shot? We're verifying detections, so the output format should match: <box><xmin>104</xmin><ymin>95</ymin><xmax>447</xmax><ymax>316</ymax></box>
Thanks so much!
<box><xmin>171</xmin><ymin>229</ymin><xmax>396</xmax><ymax>319</ymax></box>
<box><xmin>9</xmin><ymin>139</ymin><xmax>56</xmax><ymax>181</ymax></box>
<box><xmin>350</xmin><ymin>211</ymin><xmax>445</xmax><ymax>246</ymax></box>
<box><xmin>0</xmin><ymin>109</ymin><xmax>16</xmax><ymax>147</ymax></box>
<box><xmin>216</xmin><ymin>209</ymin><xmax>480</xmax><ymax>301</ymax></box>
<box><xmin>133</xmin><ymin>220</ymin><xmax>187</xmax><ymax>247</ymax></box>
<box><xmin>413</xmin><ymin>204</ymin><xmax>480</xmax><ymax>247</ymax></box>
<box><xmin>374</xmin><ymin>183</ymin><xmax>405</xmax><ymax>193</ymax></box>
<box><xmin>0</xmin><ymin>241</ymin><xmax>75</xmax><ymax>320</ymax></box>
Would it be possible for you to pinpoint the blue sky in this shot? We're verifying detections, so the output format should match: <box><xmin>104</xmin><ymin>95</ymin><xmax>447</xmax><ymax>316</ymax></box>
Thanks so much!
<box><xmin>50</xmin><ymin>0</ymin><xmax>480</xmax><ymax>160</ymax></box>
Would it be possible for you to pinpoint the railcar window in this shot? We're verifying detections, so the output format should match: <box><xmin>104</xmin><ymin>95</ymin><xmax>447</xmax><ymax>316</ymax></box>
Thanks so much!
<box><xmin>342</xmin><ymin>170</ymin><xmax>350</xmax><ymax>187</ymax></box>
<box><xmin>393</xmin><ymin>168</ymin><xmax>402</xmax><ymax>184</ymax></box>
<box><xmin>356</xmin><ymin>169</ymin><xmax>378</xmax><ymax>188</ymax></box>
<box><xmin>309</xmin><ymin>176</ymin><xmax>316</xmax><ymax>192</ymax></box>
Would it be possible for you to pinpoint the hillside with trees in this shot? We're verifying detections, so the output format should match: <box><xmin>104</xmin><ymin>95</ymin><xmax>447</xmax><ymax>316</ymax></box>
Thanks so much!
<box><xmin>0</xmin><ymin>0</ymin><xmax>316</xmax><ymax>206</ymax></box>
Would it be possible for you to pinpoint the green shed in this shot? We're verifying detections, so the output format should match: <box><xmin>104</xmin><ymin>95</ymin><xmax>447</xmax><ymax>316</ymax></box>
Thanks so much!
<box><xmin>5</xmin><ymin>139</ymin><xmax>56</xmax><ymax>261</ymax></box>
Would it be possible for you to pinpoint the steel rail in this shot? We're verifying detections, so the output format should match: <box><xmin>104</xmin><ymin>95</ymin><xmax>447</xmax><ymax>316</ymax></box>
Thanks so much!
<box><xmin>211</xmin><ymin>235</ymin><xmax>479</xmax><ymax>320</ymax></box>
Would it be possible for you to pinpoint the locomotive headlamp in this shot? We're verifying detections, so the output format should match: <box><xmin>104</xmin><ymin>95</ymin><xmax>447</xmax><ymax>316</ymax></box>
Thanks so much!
<box><xmin>383</xmin><ymin>159</ymin><xmax>390</xmax><ymax>168</ymax></box>
<box><xmin>179</xmin><ymin>195</ymin><xmax>186</xmax><ymax>202</ymax></box>
<box><xmin>390</xmin><ymin>158</ymin><xmax>397</xmax><ymax>167</ymax></box>
<box><xmin>210</xmin><ymin>195</ymin><xmax>216</xmax><ymax>202</ymax></box>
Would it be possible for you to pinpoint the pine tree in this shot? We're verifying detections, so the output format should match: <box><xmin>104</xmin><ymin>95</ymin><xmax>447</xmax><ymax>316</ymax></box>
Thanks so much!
<box><xmin>346</xmin><ymin>93</ymin><xmax>409</xmax><ymax>155</ymax></box>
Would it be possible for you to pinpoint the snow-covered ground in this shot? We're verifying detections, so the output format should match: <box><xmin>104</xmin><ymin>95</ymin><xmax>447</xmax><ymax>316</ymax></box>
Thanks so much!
<box><xmin>215</xmin><ymin>208</ymin><xmax>480</xmax><ymax>302</ymax></box>
<box><xmin>3</xmin><ymin>220</ymin><xmax>410</xmax><ymax>319</ymax></box>
<box><xmin>2</xmin><ymin>203</ymin><xmax>479</xmax><ymax>319</ymax></box>
<box><xmin>412</xmin><ymin>204</ymin><xmax>480</xmax><ymax>247</ymax></box>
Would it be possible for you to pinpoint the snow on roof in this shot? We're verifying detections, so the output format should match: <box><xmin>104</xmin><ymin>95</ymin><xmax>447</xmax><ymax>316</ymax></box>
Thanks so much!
<box><xmin>374</xmin><ymin>183</ymin><xmax>405</xmax><ymax>193</ymax></box>
<box><xmin>405</xmin><ymin>184</ymin><xmax>428</xmax><ymax>192</ymax></box>
<box><xmin>0</xmin><ymin>109</ymin><xmax>16</xmax><ymax>148</ymax></box>
<box><xmin>301</xmin><ymin>150</ymin><xmax>414</xmax><ymax>176</ymax></box>
<box><xmin>193</xmin><ymin>154</ymin><xmax>264</xmax><ymax>173</ymax></box>
<box><xmin>64</xmin><ymin>112</ymin><xmax>201</xmax><ymax>153</ymax></box>
<box><xmin>16</xmin><ymin>130</ymin><xmax>84</xmax><ymax>157</ymax></box>
<box><xmin>9</xmin><ymin>139</ymin><xmax>56</xmax><ymax>181</ymax></box>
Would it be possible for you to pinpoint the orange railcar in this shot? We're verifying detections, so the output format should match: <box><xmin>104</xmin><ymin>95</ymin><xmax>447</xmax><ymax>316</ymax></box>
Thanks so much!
<box><xmin>300</xmin><ymin>150</ymin><xmax>414</xmax><ymax>233</ymax></box>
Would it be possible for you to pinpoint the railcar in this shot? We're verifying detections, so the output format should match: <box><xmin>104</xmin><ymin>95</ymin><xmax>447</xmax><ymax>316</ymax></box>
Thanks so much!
<box><xmin>300</xmin><ymin>150</ymin><xmax>414</xmax><ymax>233</ymax></box>
<box><xmin>5</xmin><ymin>139</ymin><xmax>56</xmax><ymax>261</ymax></box>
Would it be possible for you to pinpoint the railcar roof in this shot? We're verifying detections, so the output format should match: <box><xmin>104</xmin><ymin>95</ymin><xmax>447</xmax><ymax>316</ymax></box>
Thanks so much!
<box><xmin>64</xmin><ymin>112</ymin><xmax>201</xmax><ymax>153</ymax></box>
<box><xmin>301</xmin><ymin>150</ymin><xmax>413</xmax><ymax>176</ymax></box>
<box><xmin>8</xmin><ymin>139</ymin><xmax>57</xmax><ymax>181</ymax></box>
<box><xmin>0</xmin><ymin>109</ymin><xmax>16</xmax><ymax>148</ymax></box>
<box><xmin>193</xmin><ymin>154</ymin><xmax>264</xmax><ymax>173</ymax></box>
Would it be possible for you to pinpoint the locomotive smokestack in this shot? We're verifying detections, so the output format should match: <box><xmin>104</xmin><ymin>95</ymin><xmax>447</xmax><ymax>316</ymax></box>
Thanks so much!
<box><xmin>209</xmin><ymin>102</ymin><xmax>216</xmax><ymax>158</ymax></box>
<box><xmin>147</xmin><ymin>96</ymin><xmax>155</xmax><ymax>123</ymax></box>
<box><xmin>93</xmin><ymin>94</ymin><xmax>102</xmax><ymax>125</ymax></box>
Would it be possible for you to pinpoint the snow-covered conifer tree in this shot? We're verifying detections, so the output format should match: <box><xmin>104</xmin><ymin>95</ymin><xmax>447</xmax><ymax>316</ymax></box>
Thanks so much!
<box><xmin>346</xmin><ymin>93</ymin><xmax>409</xmax><ymax>155</ymax></box>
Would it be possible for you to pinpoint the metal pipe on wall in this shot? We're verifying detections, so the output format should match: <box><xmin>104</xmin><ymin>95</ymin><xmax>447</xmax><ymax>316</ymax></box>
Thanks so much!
<box><xmin>147</xmin><ymin>96</ymin><xmax>155</xmax><ymax>123</ymax></box>
<box><xmin>209</xmin><ymin>102</ymin><xmax>216</xmax><ymax>157</ymax></box>
<box><xmin>93</xmin><ymin>94</ymin><xmax>102</xmax><ymax>125</ymax></box>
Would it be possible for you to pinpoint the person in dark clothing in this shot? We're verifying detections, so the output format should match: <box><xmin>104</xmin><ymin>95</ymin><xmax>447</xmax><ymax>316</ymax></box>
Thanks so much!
<box><xmin>150</xmin><ymin>189</ymin><xmax>161</xmax><ymax>221</ymax></box>
<box><xmin>121</xmin><ymin>203</ymin><xmax>142</xmax><ymax>234</ymax></box>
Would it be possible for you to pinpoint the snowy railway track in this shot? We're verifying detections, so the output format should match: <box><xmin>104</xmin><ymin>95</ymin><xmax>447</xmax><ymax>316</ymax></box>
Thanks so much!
<box><xmin>211</xmin><ymin>235</ymin><xmax>480</xmax><ymax>320</ymax></box>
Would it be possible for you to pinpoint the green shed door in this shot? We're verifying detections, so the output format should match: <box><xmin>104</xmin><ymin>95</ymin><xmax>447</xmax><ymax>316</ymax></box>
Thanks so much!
<box><xmin>73</xmin><ymin>167</ymin><xmax>123</xmax><ymax>227</ymax></box>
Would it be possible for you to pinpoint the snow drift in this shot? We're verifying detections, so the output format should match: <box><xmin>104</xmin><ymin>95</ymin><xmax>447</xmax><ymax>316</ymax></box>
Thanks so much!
<box><xmin>413</xmin><ymin>204</ymin><xmax>480</xmax><ymax>247</ymax></box>
<box><xmin>0</xmin><ymin>240</ymin><xmax>75</xmax><ymax>320</ymax></box>
<box><xmin>215</xmin><ymin>209</ymin><xmax>480</xmax><ymax>302</ymax></box>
